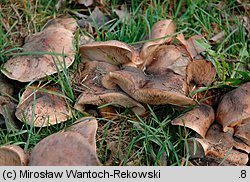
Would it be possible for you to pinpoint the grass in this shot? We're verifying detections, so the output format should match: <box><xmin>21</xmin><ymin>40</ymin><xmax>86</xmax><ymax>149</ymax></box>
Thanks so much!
<box><xmin>0</xmin><ymin>0</ymin><xmax>249</xmax><ymax>165</ymax></box>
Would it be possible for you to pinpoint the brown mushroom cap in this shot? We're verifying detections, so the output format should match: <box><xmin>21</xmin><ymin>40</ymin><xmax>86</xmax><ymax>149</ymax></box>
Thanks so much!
<box><xmin>187</xmin><ymin>59</ymin><xmax>216</xmax><ymax>86</ymax></box>
<box><xmin>79</xmin><ymin>40</ymin><xmax>141</xmax><ymax>66</ymax></box>
<box><xmin>216</xmin><ymin>83</ymin><xmax>250</xmax><ymax>132</ymax></box>
<box><xmin>171</xmin><ymin>104</ymin><xmax>215</xmax><ymax>138</ymax></box>
<box><xmin>73</xmin><ymin>61</ymin><xmax>146</xmax><ymax>115</ymax></box>
<box><xmin>65</xmin><ymin>116</ymin><xmax>98</xmax><ymax>149</ymax></box>
<box><xmin>29</xmin><ymin>131</ymin><xmax>100</xmax><ymax>166</ymax></box>
<box><xmin>109</xmin><ymin>66</ymin><xmax>195</xmax><ymax>106</ymax></box>
<box><xmin>235</xmin><ymin>118</ymin><xmax>250</xmax><ymax>146</ymax></box>
<box><xmin>15</xmin><ymin>85</ymin><xmax>72</xmax><ymax>127</ymax></box>
<box><xmin>0</xmin><ymin>145</ymin><xmax>28</xmax><ymax>166</ymax></box>
<box><xmin>188</xmin><ymin>124</ymin><xmax>249</xmax><ymax>165</ymax></box>
<box><xmin>2</xmin><ymin>18</ymin><xmax>76</xmax><ymax>82</ymax></box>
<box><xmin>140</xmin><ymin>20</ymin><xmax>176</xmax><ymax>67</ymax></box>
<box><xmin>42</xmin><ymin>17</ymin><xmax>77</xmax><ymax>32</ymax></box>
<box><xmin>145</xmin><ymin>45</ymin><xmax>191</xmax><ymax>77</ymax></box>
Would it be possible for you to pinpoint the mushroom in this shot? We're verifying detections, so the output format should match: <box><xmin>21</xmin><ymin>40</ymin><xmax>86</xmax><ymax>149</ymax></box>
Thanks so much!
<box><xmin>73</xmin><ymin>61</ymin><xmax>146</xmax><ymax>116</ymax></box>
<box><xmin>145</xmin><ymin>45</ymin><xmax>191</xmax><ymax>77</ymax></box>
<box><xmin>216</xmin><ymin>82</ymin><xmax>250</xmax><ymax>132</ymax></box>
<box><xmin>0</xmin><ymin>96</ymin><xmax>19</xmax><ymax>131</ymax></box>
<box><xmin>235</xmin><ymin>118</ymin><xmax>250</xmax><ymax>146</ymax></box>
<box><xmin>171</xmin><ymin>104</ymin><xmax>215</xmax><ymax>138</ymax></box>
<box><xmin>79</xmin><ymin>40</ymin><xmax>142</xmax><ymax>66</ymax></box>
<box><xmin>15</xmin><ymin>85</ymin><xmax>72</xmax><ymax>127</ymax></box>
<box><xmin>187</xmin><ymin>59</ymin><xmax>216</xmax><ymax>86</ymax></box>
<box><xmin>108</xmin><ymin>66</ymin><xmax>195</xmax><ymax>106</ymax></box>
<box><xmin>29</xmin><ymin>117</ymin><xmax>100</xmax><ymax>166</ymax></box>
<box><xmin>188</xmin><ymin>124</ymin><xmax>249</xmax><ymax>165</ymax></box>
<box><xmin>2</xmin><ymin>17</ymin><xmax>77</xmax><ymax>82</ymax></box>
<box><xmin>140</xmin><ymin>20</ymin><xmax>176</xmax><ymax>67</ymax></box>
<box><xmin>0</xmin><ymin>145</ymin><xmax>28</xmax><ymax>166</ymax></box>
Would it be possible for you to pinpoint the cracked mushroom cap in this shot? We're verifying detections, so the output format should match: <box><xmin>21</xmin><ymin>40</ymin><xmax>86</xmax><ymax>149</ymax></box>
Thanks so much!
<box><xmin>188</xmin><ymin>124</ymin><xmax>250</xmax><ymax>165</ymax></box>
<box><xmin>109</xmin><ymin>66</ymin><xmax>195</xmax><ymax>106</ymax></box>
<box><xmin>73</xmin><ymin>60</ymin><xmax>146</xmax><ymax>115</ymax></box>
<box><xmin>29</xmin><ymin>116</ymin><xmax>99</xmax><ymax>166</ymax></box>
<box><xmin>0</xmin><ymin>145</ymin><xmax>28</xmax><ymax>166</ymax></box>
<box><xmin>140</xmin><ymin>20</ymin><xmax>176</xmax><ymax>67</ymax></box>
<box><xmin>15</xmin><ymin>85</ymin><xmax>72</xmax><ymax>127</ymax></box>
<box><xmin>216</xmin><ymin>83</ymin><xmax>250</xmax><ymax>132</ymax></box>
<box><xmin>171</xmin><ymin>104</ymin><xmax>215</xmax><ymax>138</ymax></box>
<box><xmin>79</xmin><ymin>40</ymin><xmax>142</xmax><ymax>66</ymax></box>
<box><xmin>2</xmin><ymin>18</ymin><xmax>76</xmax><ymax>82</ymax></box>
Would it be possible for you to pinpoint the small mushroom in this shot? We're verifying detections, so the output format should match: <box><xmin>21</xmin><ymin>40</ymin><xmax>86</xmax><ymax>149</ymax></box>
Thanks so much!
<box><xmin>140</xmin><ymin>20</ymin><xmax>176</xmax><ymax>67</ymax></box>
<box><xmin>79</xmin><ymin>40</ymin><xmax>142</xmax><ymax>66</ymax></box>
<box><xmin>2</xmin><ymin>17</ymin><xmax>76</xmax><ymax>82</ymax></box>
<box><xmin>109</xmin><ymin>66</ymin><xmax>195</xmax><ymax>106</ymax></box>
<box><xmin>171</xmin><ymin>104</ymin><xmax>215</xmax><ymax>138</ymax></box>
<box><xmin>73</xmin><ymin>61</ymin><xmax>146</xmax><ymax>115</ymax></box>
<box><xmin>216</xmin><ymin>82</ymin><xmax>250</xmax><ymax>132</ymax></box>
<box><xmin>188</xmin><ymin>124</ymin><xmax>249</xmax><ymax>165</ymax></box>
<box><xmin>15</xmin><ymin>85</ymin><xmax>72</xmax><ymax>127</ymax></box>
<box><xmin>235</xmin><ymin>118</ymin><xmax>250</xmax><ymax>146</ymax></box>
<box><xmin>0</xmin><ymin>145</ymin><xmax>28</xmax><ymax>166</ymax></box>
<box><xmin>29</xmin><ymin>117</ymin><xmax>100</xmax><ymax>166</ymax></box>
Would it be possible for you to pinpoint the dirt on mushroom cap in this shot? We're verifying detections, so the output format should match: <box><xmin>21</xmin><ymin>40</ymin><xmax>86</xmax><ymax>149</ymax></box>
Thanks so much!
<box><xmin>2</xmin><ymin>18</ymin><xmax>76</xmax><ymax>82</ymax></box>
<box><xmin>15</xmin><ymin>85</ymin><xmax>72</xmax><ymax>127</ymax></box>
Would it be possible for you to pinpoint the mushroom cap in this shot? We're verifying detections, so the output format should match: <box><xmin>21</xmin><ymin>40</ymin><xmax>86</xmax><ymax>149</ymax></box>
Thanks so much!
<box><xmin>188</xmin><ymin>124</ymin><xmax>250</xmax><ymax>165</ymax></box>
<box><xmin>235</xmin><ymin>119</ymin><xmax>250</xmax><ymax>146</ymax></box>
<box><xmin>109</xmin><ymin>66</ymin><xmax>195</xmax><ymax>106</ymax></box>
<box><xmin>171</xmin><ymin>104</ymin><xmax>215</xmax><ymax>138</ymax></box>
<box><xmin>75</xmin><ymin>91</ymin><xmax>146</xmax><ymax>116</ymax></box>
<box><xmin>65</xmin><ymin>116</ymin><xmax>98</xmax><ymax>149</ymax></box>
<box><xmin>42</xmin><ymin>17</ymin><xmax>77</xmax><ymax>32</ymax></box>
<box><xmin>187</xmin><ymin>59</ymin><xmax>216</xmax><ymax>86</ymax></box>
<box><xmin>216</xmin><ymin>83</ymin><xmax>250</xmax><ymax>131</ymax></box>
<box><xmin>15</xmin><ymin>85</ymin><xmax>72</xmax><ymax>127</ymax></box>
<box><xmin>0</xmin><ymin>145</ymin><xmax>28</xmax><ymax>166</ymax></box>
<box><xmin>79</xmin><ymin>40</ymin><xmax>142</xmax><ymax>66</ymax></box>
<box><xmin>2</xmin><ymin>18</ymin><xmax>76</xmax><ymax>82</ymax></box>
<box><xmin>140</xmin><ymin>20</ymin><xmax>176</xmax><ymax>66</ymax></box>
<box><xmin>145</xmin><ymin>45</ymin><xmax>191</xmax><ymax>77</ymax></box>
<box><xmin>29</xmin><ymin>131</ymin><xmax>100</xmax><ymax>166</ymax></box>
<box><xmin>0</xmin><ymin>96</ymin><xmax>19</xmax><ymax>131</ymax></box>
